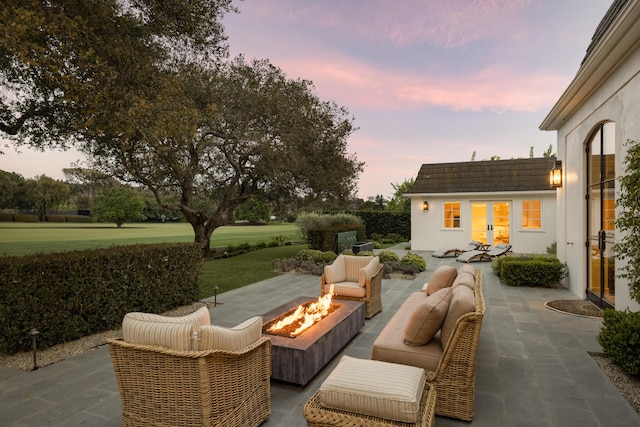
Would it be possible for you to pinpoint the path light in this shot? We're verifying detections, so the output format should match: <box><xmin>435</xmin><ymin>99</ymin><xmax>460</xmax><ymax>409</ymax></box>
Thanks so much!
<box><xmin>550</xmin><ymin>160</ymin><xmax>562</xmax><ymax>188</ymax></box>
<box><xmin>30</xmin><ymin>328</ymin><xmax>39</xmax><ymax>371</ymax></box>
<box><xmin>213</xmin><ymin>285</ymin><xmax>222</xmax><ymax>306</ymax></box>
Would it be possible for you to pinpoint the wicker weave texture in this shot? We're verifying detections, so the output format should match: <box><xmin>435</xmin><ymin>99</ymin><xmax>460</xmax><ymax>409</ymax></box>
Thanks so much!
<box><xmin>108</xmin><ymin>337</ymin><xmax>271</xmax><ymax>427</ymax></box>
<box><xmin>321</xmin><ymin>263</ymin><xmax>384</xmax><ymax>318</ymax></box>
<box><xmin>303</xmin><ymin>383</ymin><xmax>436</xmax><ymax>427</ymax></box>
<box><xmin>428</xmin><ymin>270</ymin><xmax>485</xmax><ymax>421</ymax></box>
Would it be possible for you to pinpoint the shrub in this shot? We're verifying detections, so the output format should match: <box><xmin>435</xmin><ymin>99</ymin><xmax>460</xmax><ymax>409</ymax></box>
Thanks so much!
<box><xmin>384</xmin><ymin>261</ymin><xmax>420</xmax><ymax>275</ymax></box>
<box><xmin>295</xmin><ymin>249</ymin><xmax>337</xmax><ymax>264</ymax></box>
<box><xmin>377</xmin><ymin>250</ymin><xmax>400</xmax><ymax>264</ymax></box>
<box><xmin>597</xmin><ymin>309</ymin><xmax>640</xmax><ymax>377</ymax></box>
<box><xmin>546</xmin><ymin>241</ymin><xmax>557</xmax><ymax>255</ymax></box>
<box><xmin>45</xmin><ymin>214</ymin><xmax>66</xmax><ymax>222</ymax></box>
<box><xmin>65</xmin><ymin>215</ymin><xmax>92</xmax><ymax>223</ymax></box>
<box><xmin>400</xmin><ymin>253</ymin><xmax>426</xmax><ymax>272</ymax></box>
<box><xmin>497</xmin><ymin>255</ymin><xmax>567</xmax><ymax>287</ymax></box>
<box><xmin>356</xmin><ymin>250</ymin><xmax>375</xmax><ymax>257</ymax></box>
<box><xmin>13</xmin><ymin>213</ymin><xmax>38</xmax><ymax>222</ymax></box>
<box><xmin>296</xmin><ymin>212</ymin><xmax>363</xmax><ymax>240</ymax></box>
<box><xmin>0</xmin><ymin>212</ymin><xmax>13</xmax><ymax>221</ymax></box>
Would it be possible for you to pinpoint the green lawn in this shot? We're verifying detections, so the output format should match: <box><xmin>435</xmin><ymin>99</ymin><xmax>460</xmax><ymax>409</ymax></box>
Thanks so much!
<box><xmin>0</xmin><ymin>222</ymin><xmax>300</xmax><ymax>256</ymax></box>
<box><xmin>0</xmin><ymin>221</ymin><xmax>306</xmax><ymax>297</ymax></box>
<box><xmin>199</xmin><ymin>244</ymin><xmax>308</xmax><ymax>299</ymax></box>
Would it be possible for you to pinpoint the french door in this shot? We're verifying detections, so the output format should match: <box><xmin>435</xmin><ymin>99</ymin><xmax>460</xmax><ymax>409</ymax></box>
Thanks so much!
<box><xmin>586</xmin><ymin>122</ymin><xmax>615</xmax><ymax>308</ymax></box>
<box><xmin>471</xmin><ymin>201</ymin><xmax>510</xmax><ymax>247</ymax></box>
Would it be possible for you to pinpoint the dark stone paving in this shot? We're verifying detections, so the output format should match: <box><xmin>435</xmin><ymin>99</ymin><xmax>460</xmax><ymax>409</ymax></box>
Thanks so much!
<box><xmin>1</xmin><ymin>249</ymin><xmax>638</xmax><ymax>426</ymax></box>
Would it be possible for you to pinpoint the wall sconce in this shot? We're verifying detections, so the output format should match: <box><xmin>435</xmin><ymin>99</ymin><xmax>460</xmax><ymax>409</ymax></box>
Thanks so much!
<box><xmin>422</xmin><ymin>201</ymin><xmax>429</xmax><ymax>211</ymax></box>
<box><xmin>550</xmin><ymin>160</ymin><xmax>562</xmax><ymax>188</ymax></box>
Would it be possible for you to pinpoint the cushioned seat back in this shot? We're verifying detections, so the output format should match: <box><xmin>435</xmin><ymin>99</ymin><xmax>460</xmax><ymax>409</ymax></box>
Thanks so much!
<box><xmin>344</xmin><ymin>255</ymin><xmax>375</xmax><ymax>282</ymax></box>
<box><xmin>440</xmin><ymin>286</ymin><xmax>475</xmax><ymax>347</ymax></box>
<box><xmin>122</xmin><ymin>307</ymin><xmax>211</xmax><ymax>351</ymax></box>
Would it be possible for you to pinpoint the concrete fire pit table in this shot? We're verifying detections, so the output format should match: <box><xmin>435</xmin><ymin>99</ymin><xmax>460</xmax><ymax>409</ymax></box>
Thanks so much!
<box><xmin>261</xmin><ymin>296</ymin><xmax>365</xmax><ymax>386</ymax></box>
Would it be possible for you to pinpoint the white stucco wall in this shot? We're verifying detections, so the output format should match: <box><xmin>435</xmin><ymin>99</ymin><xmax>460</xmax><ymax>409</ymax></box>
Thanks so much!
<box><xmin>553</xmin><ymin>44</ymin><xmax>640</xmax><ymax>311</ymax></box>
<box><xmin>409</xmin><ymin>192</ymin><xmax>557</xmax><ymax>254</ymax></box>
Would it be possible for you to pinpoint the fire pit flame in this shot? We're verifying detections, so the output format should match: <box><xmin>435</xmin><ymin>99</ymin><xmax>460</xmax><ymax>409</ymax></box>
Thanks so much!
<box><xmin>267</xmin><ymin>285</ymin><xmax>334</xmax><ymax>337</ymax></box>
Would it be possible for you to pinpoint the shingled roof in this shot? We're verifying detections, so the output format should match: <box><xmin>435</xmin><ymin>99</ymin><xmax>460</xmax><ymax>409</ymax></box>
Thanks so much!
<box><xmin>582</xmin><ymin>0</ymin><xmax>629</xmax><ymax>65</ymax></box>
<box><xmin>405</xmin><ymin>157</ymin><xmax>556</xmax><ymax>194</ymax></box>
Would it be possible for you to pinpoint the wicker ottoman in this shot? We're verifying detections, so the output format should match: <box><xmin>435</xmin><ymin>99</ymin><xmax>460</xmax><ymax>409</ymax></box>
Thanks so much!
<box><xmin>303</xmin><ymin>356</ymin><xmax>436</xmax><ymax>427</ymax></box>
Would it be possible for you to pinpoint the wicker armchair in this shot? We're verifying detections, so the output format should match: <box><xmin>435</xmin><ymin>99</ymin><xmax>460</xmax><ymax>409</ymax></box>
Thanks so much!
<box><xmin>108</xmin><ymin>336</ymin><xmax>271</xmax><ymax>427</ymax></box>
<box><xmin>321</xmin><ymin>255</ymin><xmax>384</xmax><ymax>318</ymax></box>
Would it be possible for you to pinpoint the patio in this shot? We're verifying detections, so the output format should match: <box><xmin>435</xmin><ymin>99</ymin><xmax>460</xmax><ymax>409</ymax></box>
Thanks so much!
<box><xmin>1</xmin><ymin>249</ymin><xmax>639</xmax><ymax>426</ymax></box>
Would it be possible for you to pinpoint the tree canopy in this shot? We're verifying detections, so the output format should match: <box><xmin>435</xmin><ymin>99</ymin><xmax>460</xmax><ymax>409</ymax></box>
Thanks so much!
<box><xmin>0</xmin><ymin>0</ymin><xmax>235</xmax><ymax>151</ymax></box>
<box><xmin>91</xmin><ymin>58</ymin><xmax>363</xmax><ymax>255</ymax></box>
<box><xmin>92</xmin><ymin>186</ymin><xmax>145</xmax><ymax>227</ymax></box>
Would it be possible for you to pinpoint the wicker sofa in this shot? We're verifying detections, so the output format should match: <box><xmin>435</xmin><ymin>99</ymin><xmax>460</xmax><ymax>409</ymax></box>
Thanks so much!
<box><xmin>321</xmin><ymin>254</ymin><xmax>384</xmax><ymax>318</ymax></box>
<box><xmin>108</xmin><ymin>307</ymin><xmax>271</xmax><ymax>427</ymax></box>
<box><xmin>371</xmin><ymin>265</ymin><xmax>485</xmax><ymax>421</ymax></box>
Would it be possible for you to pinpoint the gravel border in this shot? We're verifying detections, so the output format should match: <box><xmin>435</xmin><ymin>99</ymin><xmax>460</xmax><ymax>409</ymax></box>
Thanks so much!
<box><xmin>0</xmin><ymin>302</ymin><xmax>207</xmax><ymax>372</ymax></box>
<box><xmin>590</xmin><ymin>352</ymin><xmax>640</xmax><ymax>415</ymax></box>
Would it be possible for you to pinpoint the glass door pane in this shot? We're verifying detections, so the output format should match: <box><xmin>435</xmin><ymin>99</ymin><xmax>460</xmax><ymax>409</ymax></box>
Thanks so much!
<box><xmin>493</xmin><ymin>202</ymin><xmax>510</xmax><ymax>245</ymax></box>
<box><xmin>471</xmin><ymin>203</ymin><xmax>487</xmax><ymax>245</ymax></box>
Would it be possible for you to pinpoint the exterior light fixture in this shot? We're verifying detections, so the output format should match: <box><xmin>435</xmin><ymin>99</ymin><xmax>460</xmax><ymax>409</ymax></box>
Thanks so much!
<box><xmin>422</xmin><ymin>201</ymin><xmax>429</xmax><ymax>211</ymax></box>
<box><xmin>550</xmin><ymin>160</ymin><xmax>562</xmax><ymax>188</ymax></box>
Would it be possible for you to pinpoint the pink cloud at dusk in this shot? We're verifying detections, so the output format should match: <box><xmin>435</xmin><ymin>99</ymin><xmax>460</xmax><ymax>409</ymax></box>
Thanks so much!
<box><xmin>276</xmin><ymin>53</ymin><xmax>569</xmax><ymax>113</ymax></box>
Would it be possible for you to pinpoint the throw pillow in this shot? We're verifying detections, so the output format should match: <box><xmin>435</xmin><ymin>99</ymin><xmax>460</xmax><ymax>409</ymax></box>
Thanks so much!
<box><xmin>441</xmin><ymin>285</ymin><xmax>475</xmax><ymax>347</ymax></box>
<box><xmin>404</xmin><ymin>287</ymin><xmax>453</xmax><ymax>346</ymax></box>
<box><xmin>451</xmin><ymin>271</ymin><xmax>475</xmax><ymax>290</ymax></box>
<box><xmin>424</xmin><ymin>265</ymin><xmax>457</xmax><ymax>295</ymax></box>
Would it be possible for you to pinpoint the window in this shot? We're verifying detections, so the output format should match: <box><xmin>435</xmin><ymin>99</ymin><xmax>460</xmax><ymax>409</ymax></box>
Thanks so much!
<box><xmin>521</xmin><ymin>200</ymin><xmax>541</xmax><ymax>229</ymax></box>
<box><xmin>444</xmin><ymin>201</ymin><xmax>461</xmax><ymax>228</ymax></box>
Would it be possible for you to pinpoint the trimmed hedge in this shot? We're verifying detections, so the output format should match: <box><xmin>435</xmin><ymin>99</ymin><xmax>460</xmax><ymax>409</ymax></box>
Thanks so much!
<box><xmin>493</xmin><ymin>255</ymin><xmax>567</xmax><ymax>287</ymax></box>
<box><xmin>45</xmin><ymin>214</ymin><xmax>66</xmax><ymax>222</ymax></box>
<box><xmin>597</xmin><ymin>309</ymin><xmax>640</xmax><ymax>377</ymax></box>
<box><xmin>65</xmin><ymin>215</ymin><xmax>93</xmax><ymax>223</ymax></box>
<box><xmin>0</xmin><ymin>212</ymin><xmax>12</xmax><ymax>221</ymax></box>
<box><xmin>0</xmin><ymin>243</ymin><xmax>202</xmax><ymax>354</ymax></box>
<box><xmin>307</xmin><ymin>224</ymin><xmax>366</xmax><ymax>252</ymax></box>
<box><xmin>13</xmin><ymin>213</ymin><xmax>38</xmax><ymax>222</ymax></box>
<box><xmin>355</xmin><ymin>211</ymin><xmax>410</xmax><ymax>240</ymax></box>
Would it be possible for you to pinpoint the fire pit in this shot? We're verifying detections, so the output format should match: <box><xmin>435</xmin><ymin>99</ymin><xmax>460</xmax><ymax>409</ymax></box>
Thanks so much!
<box><xmin>262</xmin><ymin>296</ymin><xmax>365</xmax><ymax>386</ymax></box>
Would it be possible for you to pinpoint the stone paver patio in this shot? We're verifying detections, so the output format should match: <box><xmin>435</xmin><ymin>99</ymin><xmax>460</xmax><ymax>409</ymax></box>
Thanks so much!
<box><xmin>1</xmin><ymin>248</ymin><xmax>638</xmax><ymax>426</ymax></box>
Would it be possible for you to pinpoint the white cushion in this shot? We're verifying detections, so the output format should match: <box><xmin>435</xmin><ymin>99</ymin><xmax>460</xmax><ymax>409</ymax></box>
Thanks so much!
<box><xmin>359</xmin><ymin>257</ymin><xmax>380</xmax><ymax>286</ymax></box>
<box><xmin>122</xmin><ymin>307</ymin><xmax>211</xmax><ymax>351</ymax></box>
<box><xmin>323</xmin><ymin>282</ymin><xmax>365</xmax><ymax>298</ymax></box>
<box><xmin>344</xmin><ymin>255</ymin><xmax>374</xmax><ymax>282</ymax></box>
<box><xmin>197</xmin><ymin>316</ymin><xmax>263</xmax><ymax>352</ymax></box>
<box><xmin>122</xmin><ymin>317</ymin><xmax>193</xmax><ymax>351</ymax></box>
<box><xmin>324</xmin><ymin>254</ymin><xmax>347</xmax><ymax>283</ymax></box>
<box><xmin>124</xmin><ymin>306</ymin><xmax>211</xmax><ymax>327</ymax></box>
<box><xmin>319</xmin><ymin>356</ymin><xmax>426</xmax><ymax>423</ymax></box>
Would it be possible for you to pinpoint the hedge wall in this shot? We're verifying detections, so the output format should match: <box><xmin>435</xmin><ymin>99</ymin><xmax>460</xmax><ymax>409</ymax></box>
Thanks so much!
<box><xmin>0</xmin><ymin>243</ymin><xmax>202</xmax><ymax>354</ymax></box>
<box><xmin>355</xmin><ymin>211</ymin><xmax>410</xmax><ymax>240</ymax></box>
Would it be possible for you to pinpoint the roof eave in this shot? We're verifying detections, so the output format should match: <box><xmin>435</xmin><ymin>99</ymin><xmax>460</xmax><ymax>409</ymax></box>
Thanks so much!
<box><xmin>540</xmin><ymin>1</ymin><xmax>640</xmax><ymax>131</ymax></box>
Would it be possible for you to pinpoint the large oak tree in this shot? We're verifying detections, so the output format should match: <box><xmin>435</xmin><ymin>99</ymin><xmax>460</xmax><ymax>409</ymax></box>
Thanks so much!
<box><xmin>92</xmin><ymin>58</ymin><xmax>364</xmax><ymax>256</ymax></box>
<box><xmin>0</xmin><ymin>0</ymin><xmax>235</xmax><ymax>150</ymax></box>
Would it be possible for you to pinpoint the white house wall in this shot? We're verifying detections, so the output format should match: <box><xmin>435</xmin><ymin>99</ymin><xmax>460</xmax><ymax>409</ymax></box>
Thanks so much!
<box><xmin>410</xmin><ymin>192</ymin><xmax>557</xmax><ymax>254</ymax></box>
<box><xmin>554</xmin><ymin>42</ymin><xmax>640</xmax><ymax>311</ymax></box>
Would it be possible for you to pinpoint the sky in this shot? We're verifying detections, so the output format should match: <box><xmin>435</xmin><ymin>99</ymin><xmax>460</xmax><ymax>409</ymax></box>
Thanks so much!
<box><xmin>0</xmin><ymin>0</ymin><xmax>612</xmax><ymax>200</ymax></box>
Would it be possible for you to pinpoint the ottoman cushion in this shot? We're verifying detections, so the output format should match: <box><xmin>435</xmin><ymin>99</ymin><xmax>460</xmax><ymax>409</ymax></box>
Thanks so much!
<box><xmin>318</xmin><ymin>356</ymin><xmax>426</xmax><ymax>423</ymax></box>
